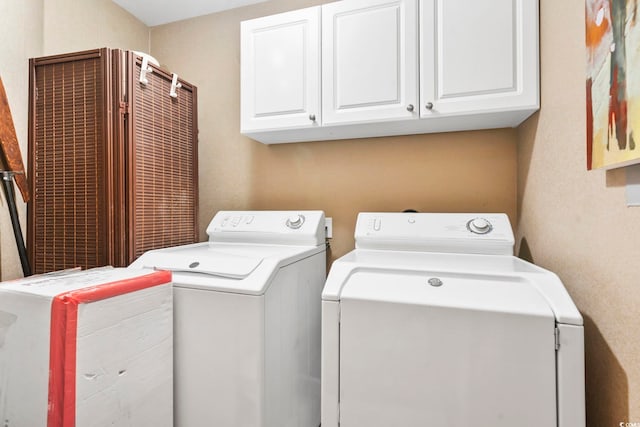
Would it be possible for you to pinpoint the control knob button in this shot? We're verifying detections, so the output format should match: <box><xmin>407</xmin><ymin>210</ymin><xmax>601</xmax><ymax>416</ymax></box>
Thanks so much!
<box><xmin>467</xmin><ymin>217</ymin><xmax>492</xmax><ymax>234</ymax></box>
<box><xmin>286</xmin><ymin>214</ymin><xmax>305</xmax><ymax>229</ymax></box>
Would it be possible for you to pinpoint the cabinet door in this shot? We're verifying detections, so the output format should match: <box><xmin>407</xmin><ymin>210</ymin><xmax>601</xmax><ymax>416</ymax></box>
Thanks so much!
<box><xmin>420</xmin><ymin>0</ymin><xmax>539</xmax><ymax>117</ymax></box>
<box><xmin>322</xmin><ymin>0</ymin><xmax>418</xmax><ymax>125</ymax></box>
<box><xmin>241</xmin><ymin>7</ymin><xmax>321</xmax><ymax>132</ymax></box>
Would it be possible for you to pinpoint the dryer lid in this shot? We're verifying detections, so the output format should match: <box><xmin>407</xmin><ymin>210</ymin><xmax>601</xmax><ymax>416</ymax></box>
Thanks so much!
<box><xmin>136</xmin><ymin>250</ymin><xmax>263</xmax><ymax>279</ymax></box>
<box><xmin>340</xmin><ymin>269</ymin><xmax>555</xmax><ymax>319</ymax></box>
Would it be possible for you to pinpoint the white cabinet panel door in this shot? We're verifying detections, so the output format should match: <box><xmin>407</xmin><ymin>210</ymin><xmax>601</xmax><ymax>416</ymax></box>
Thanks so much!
<box><xmin>322</xmin><ymin>0</ymin><xmax>418</xmax><ymax>125</ymax></box>
<box><xmin>241</xmin><ymin>7</ymin><xmax>321</xmax><ymax>132</ymax></box>
<box><xmin>420</xmin><ymin>0</ymin><xmax>539</xmax><ymax>117</ymax></box>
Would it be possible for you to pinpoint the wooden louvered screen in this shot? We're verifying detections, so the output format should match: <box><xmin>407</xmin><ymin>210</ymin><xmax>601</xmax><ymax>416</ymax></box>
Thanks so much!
<box><xmin>127</xmin><ymin>54</ymin><xmax>198</xmax><ymax>262</ymax></box>
<box><xmin>28</xmin><ymin>49</ymin><xmax>113</xmax><ymax>273</ymax></box>
<box><xmin>28</xmin><ymin>48</ymin><xmax>198</xmax><ymax>273</ymax></box>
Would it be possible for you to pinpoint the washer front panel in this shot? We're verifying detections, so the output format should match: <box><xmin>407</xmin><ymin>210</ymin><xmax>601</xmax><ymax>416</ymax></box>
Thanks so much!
<box><xmin>338</xmin><ymin>294</ymin><xmax>557</xmax><ymax>426</ymax></box>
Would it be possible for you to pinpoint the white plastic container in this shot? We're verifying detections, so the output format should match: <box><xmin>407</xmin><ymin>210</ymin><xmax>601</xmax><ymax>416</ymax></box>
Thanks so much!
<box><xmin>0</xmin><ymin>267</ymin><xmax>173</xmax><ymax>427</ymax></box>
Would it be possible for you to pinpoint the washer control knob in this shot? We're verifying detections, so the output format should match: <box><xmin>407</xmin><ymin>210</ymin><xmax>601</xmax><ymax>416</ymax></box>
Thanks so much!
<box><xmin>286</xmin><ymin>214</ymin><xmax>305</xmax><ymax>229</ymax></box>
<box><xmin>467</xmin><ymin>217</ymin><xmax>492</xmax><ymax>234</ymax></box>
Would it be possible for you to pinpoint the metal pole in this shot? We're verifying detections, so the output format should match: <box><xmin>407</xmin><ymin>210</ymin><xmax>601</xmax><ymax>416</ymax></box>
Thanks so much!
<box><xmin>1</xmin><ymin>171</ymin><xmax>31</xmax><ymax>276</ymax></box>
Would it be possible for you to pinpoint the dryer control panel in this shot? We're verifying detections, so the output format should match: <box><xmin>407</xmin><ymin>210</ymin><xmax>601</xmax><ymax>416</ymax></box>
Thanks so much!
<box><xmin>207</xmin><ymin>210</ymin><xmax>326</xmax><ymax>246</ymax></box>
<box><xmin>355</xmin><ymin>212</ymin><xmax>514</xmax><ymax>255</ymax></box>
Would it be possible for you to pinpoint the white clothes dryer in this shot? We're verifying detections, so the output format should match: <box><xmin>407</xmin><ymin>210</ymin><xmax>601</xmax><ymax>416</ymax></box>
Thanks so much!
<box><xmin>321</xmin><ymin>212</ymin><xmax>584</xmax><ymax>427</ymax></box>
<box><xmin>130</xmin><ymin>211</ymin><xmax>326</xmax><ymax>427</ymax></box>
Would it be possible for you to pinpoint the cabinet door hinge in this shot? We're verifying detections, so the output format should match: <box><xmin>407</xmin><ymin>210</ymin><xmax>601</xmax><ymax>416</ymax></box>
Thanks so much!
<box><xmin>554</xmin><ymin>327</ymin><xmax>560</xmax><ymax>351</ymax></box>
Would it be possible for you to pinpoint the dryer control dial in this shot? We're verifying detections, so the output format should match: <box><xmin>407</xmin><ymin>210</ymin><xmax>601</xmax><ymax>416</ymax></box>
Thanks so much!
<box><xmin>286</xmin><ymin>214</ymin><xmax>305</xmax><ymax>229</ymax></box>
<box><xmin>467</xmin><ymin>217</ymin><xmax>492</xmax><ymax>234</ymax></box>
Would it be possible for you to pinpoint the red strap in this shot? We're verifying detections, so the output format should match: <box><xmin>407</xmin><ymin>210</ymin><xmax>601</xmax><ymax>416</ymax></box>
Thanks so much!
<box><xmin>47</xmin><ymin>270</ymin><xmax>171</xmax><ymax>427</ymax></box>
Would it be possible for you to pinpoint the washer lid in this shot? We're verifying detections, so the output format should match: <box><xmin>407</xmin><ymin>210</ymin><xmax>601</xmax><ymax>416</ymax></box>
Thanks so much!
<box><xmin>129</xmin><ymin>241</ymin><xmax>326</xmax><ymax>295</ymax></box>
<box><xmin>135</xmin><ymin>250</ymin><xmax>263</xmax><ymax>279</ymax></box>
<box><xmin>340</xmin><ymin>269</ymin><xmax>555</xmax><ymax>319</ymax></box>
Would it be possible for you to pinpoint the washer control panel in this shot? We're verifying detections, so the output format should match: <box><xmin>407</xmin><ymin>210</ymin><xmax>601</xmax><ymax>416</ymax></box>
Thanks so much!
<box><xmin>355</xmin><ymin>212</ymin><xmax>514</xmax><ymax>255</ymax></box>
<box><xmin>207</xmin><ymin>211</ymin><xmax>325</xmax><ymax>246</ymax></box>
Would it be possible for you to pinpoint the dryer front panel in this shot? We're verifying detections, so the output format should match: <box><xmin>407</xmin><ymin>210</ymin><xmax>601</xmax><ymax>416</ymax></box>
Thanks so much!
<box><xmin>338</xmin><ymin>272</ymin><xmax>557</xmax><ymax>427</ymax></box>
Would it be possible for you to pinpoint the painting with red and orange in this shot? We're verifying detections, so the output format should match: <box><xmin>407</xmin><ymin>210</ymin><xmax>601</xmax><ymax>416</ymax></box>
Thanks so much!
<box><xmin>586</xmin><ymin>0</ymin><xmax>640</xmax><ymax>169</ymax></box>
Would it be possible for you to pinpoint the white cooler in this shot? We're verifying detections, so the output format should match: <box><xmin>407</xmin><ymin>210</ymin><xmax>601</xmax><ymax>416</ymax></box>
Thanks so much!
<box><xmin>0</xmin><ymin>267</ymin><xmax>173</xmax><ymax>427</ymax></box>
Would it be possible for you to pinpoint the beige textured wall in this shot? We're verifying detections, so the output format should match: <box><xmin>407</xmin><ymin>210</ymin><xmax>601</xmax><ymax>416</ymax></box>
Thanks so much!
<box><xmin>42</xmin><ymin>0</ymin><xmax>149</xmax><ymax>55</ymax></box>
<box><xmin>518</xmin><ymin>0</ymin><xmax>640</xmax><ymax>424</ymax></box>
<box><xmin>150</xmin><ymin>0</ymin><xmax>518</xmax><ymax>261</ymax></box>
<box><xmin>0</xmin><ymin>0</ymin><xmax>149</xmax><ymax>280</ymax></box>
<box><xmin>0</xmin><ymin>0</ymin><xmax>43</xmax><ymax>280</ymax></box>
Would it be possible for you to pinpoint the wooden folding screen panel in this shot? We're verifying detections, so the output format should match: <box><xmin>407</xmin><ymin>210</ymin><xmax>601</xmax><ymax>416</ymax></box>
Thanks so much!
<box><xmin>28</xmin><ymin>48</ymin><xmax>198</xmax><ymax>273</ymax></box>
<box><xmin>28</xmin><ymin>49</ymin><xmax>113</xmax><ymax>273</ymax></box>
<box><xmin>127</xmin><ymin>52</ymin><xmax>199</xmax><ymax>263</ymax></box>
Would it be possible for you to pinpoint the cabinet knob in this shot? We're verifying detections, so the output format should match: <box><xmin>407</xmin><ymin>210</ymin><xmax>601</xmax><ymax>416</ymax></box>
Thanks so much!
<box><xmin>309</xmin><ymin>114</ymin><xmax>316</xmax><ymax>122</ymax></box>
<box><xmin>406</xmin><ymin>104</ymin><xmax>415</xmax><ymax>112</ymax></box>
<box><xmin>425</xmin><ymin>102</ymin><xmax>434</xmax><ymax>110</ymax></box>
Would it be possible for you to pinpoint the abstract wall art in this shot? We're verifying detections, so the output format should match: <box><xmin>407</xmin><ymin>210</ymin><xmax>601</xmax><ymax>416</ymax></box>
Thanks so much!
<box><xmin>586</xmin><ymin>0</ymin><xmax>640</xmax><ymax>169</ymax></box>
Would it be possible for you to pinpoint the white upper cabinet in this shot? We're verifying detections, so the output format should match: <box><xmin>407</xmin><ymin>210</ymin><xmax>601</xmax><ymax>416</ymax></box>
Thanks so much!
<box><xmin>240</xmin><ymin>0</ymin><xmax>539</xmax><ymax>144</ymax></box>
<box><xmin>240</xmin><ymin>6</ymin><xmax>321</xmax><ymax>132</ymax></box>
<box><xmin>420</xmin><ymin>0</ymin><xmax>539</xmax><ymax>120</ymax></box>
<box><xmin>322</xmin><ymin>0</ymin><xmax>418</xmax><ymax>125</ymax></box>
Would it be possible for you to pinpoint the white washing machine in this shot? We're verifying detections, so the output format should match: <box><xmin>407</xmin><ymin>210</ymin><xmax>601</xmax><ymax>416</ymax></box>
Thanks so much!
<box><xmin>129</xmin><ymin>210</ymin><xmax>326</xmax><ymax>427</ymax></box>
<box><xmin>321</xmin><ymin>212</ymin><xmax>585</xmax><ymax>427</ymax></box>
